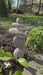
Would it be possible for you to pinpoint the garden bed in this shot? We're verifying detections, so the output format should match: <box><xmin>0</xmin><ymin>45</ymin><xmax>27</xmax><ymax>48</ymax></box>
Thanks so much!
<box><xmin>0</xmin><ymin>24</ymin><xmax>43</xmax><ymax>75</ymax></box>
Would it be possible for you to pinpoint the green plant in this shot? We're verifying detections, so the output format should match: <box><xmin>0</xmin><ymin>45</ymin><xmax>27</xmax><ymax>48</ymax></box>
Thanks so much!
<box><xmin>9</xmin><ymin>71</ymin><xmax>23</xmax><ymax>75</ymax></box>
<box><xmin>0</xmin><ymin>48</ymin><xmax>28</xmax><ymax>75</ymax></box>
<box><xmin>0</xmin><ymin>14</ymin><xmax>43</xmax><ymax>25</ymax></box>
<box><xmin>26</xmin><ymin>26</ymin><xmax>43</xmax><ymax>51</ymax></box>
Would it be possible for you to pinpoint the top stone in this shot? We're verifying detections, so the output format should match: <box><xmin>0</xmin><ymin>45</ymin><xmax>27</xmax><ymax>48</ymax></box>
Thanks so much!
<box><xmin>16</xmin><ymin>18</ymin><xmax>24</xmax><ymax>24</ymax></box>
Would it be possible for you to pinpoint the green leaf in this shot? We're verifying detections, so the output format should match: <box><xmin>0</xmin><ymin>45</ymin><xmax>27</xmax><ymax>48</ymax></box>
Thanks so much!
<box><xmin>0</xmin><ymin>67</ymin><xmax>2</xmax><ymax>72</ymax></box>
<box><xmin>9</xmin><ymin>71</ymin><xmax>12</xmax><ymax>75</ymax></box>
<box><xmin>0</xmin><ymin>48</ymin><xmax>4</xmax><ymax>53</ymax></box>
<box><xmin>0</xmin><ymin>51</ymin><xmax>13</xmax><ymax>61</ymax></box>
<box><xmin>0</xmin><ymin>48</ymin><xmax>4</xmax><ymax>57</ymax></box>
<box><xmin>3</xmin><ymin>52</ymin><xmax>13</xmax><ymax>57</ymax></box>
<box><xmin>26</xmin><ymin>37</ymin><xmax>30</xmax><ymax>46</ymax></box>
<box><xmin>13</xmin><ymin>71</ymin><xmax>22</xmax><ymax>75</ymax></box>
<box><xmin>18</xmin><ymin>58</ymin><xmax>28</xmax><ymax>68</ymax></box>
<box><xmin>0</xmin><ymin>56</ymin><xmax>13</xmax><ymax>61</ymax></box>
<box><xmin>0</xmin><ymin>67</ymin><xmax>2</xmax><ymax>75</ymax></box>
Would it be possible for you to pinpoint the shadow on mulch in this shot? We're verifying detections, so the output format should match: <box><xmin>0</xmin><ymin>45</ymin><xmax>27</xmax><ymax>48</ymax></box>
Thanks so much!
<box><xmin>26</xmin><ymin>67</ymin><xmax>37</xmax><ymax>75</ymax></box>
<box><xmin>33</xmin><ymin>58</ymin><xmax>43</xmax><ymax>66</ymax></box>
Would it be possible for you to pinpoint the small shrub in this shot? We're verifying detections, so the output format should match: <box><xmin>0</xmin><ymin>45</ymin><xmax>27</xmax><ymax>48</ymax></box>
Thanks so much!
<box><xmin>26</xmin><ymin>26</ymin><xmax>43</xmax><ymax>51</ymax></box>
<box><xmin>0</xmin><ymin>48</ymin><xmax>28</xmax><ymax>75</ymax></box>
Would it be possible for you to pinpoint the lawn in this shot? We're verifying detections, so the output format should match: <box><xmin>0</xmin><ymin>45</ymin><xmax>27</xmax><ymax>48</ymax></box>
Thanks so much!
<box><xmin>0</xmin><ymin>13</ymin><xmax>43</xmax><ymax>25</ymax></box>
<box><xmin>0</xmin><ymin>13</ymin><xmax>43</xmax><ymax>35</ymax></box>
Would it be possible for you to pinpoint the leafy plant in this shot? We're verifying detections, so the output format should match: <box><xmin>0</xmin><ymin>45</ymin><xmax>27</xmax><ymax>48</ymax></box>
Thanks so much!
<box><xmin>0</xmin><ymin>67</ymin><xmax>2</xmax><ymax>75</ymax></box>
<box><xmin>0</xmin><ymin>48</ymin><xmax>28</xmax><ymax>75</ymax></box>
<box><xmin>0</xmin><ymin>48</ymin><xmax>13</xmax><ymax>61</ymax></box>
<box><xmin>9</xmin><ymin>71</ymin><xmax>12</xmax><ymax>75</ymax></box>
<box><xmin>9</xmin><ymin>71</ymin><xmax>23</xmax><ymax>75</ymax></box>
<box><xmin>13</xmin><ymin>71</ymin><xmax>23</xmax><ymax>75</ymax></box>
<box><xmin>26</xmin><ymin>26</ymin><xmax>43</xmax><ymax>51</ymax></box>
<box><xmin>18</xmin><ymin>58</ymin><xmax>28</xmax><ymax>68</ymax></box>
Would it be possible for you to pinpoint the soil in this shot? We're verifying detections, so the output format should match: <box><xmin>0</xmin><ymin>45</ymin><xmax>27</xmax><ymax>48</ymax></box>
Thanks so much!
<box><xmin>0</xmin><ymin>37</ymin><xmax>15</xmax><ymax>54</ymax></box>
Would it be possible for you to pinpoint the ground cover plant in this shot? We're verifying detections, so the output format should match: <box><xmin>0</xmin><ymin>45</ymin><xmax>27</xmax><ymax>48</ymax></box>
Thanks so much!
<box><xmin>0</xmin><ymin>14</ymin><xmax>43</xmax><ymax>26</ymax></box>
<box><xmin>0</xmin><ymin>48</ymin><xmax>28</xmax><ymax>75</ymax></box>
<box><xmin>26</xmin><ymin>26</ymin><xmax>43</xmax><ymax>52</ymax></box>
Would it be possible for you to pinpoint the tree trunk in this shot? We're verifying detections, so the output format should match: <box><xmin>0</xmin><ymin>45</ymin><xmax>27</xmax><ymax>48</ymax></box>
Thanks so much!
<box><xmin>8</xmin><ymin>0</ymin><xmax>11</xmax><ymax>13</ymax></box>
<box><xmin>30</xmin><ymin>0</ymin><xmax>33</xmax><ymax>15</ymax></box>
<box><xmin>16</xmin><ymin>0</ymin><xmax>19</xmax><ymax>13</ymax></box>
<box><xmin>38</xmin><ymin>0</ymin><xmax>41</xmax><ymax>15</ymax></box>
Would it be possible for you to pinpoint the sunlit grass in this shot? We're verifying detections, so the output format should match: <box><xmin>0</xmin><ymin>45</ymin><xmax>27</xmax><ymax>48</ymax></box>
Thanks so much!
<box><xmin>1</xmin><ymin>22</ymin><xmax>15</xmax><ymax>30</ymax></box>
<box><xmin>0</xmin><ymin>13</ymin><xmax>43</xmax><ymax>30</ymax></box>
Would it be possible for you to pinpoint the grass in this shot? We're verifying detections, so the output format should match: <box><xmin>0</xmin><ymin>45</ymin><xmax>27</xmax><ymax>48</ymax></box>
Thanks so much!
<box><xmin>0</xmin><ymin>13</ymin><xmax>43</xmax><ymax>30</ymax></box>
<box><xmin>0</xmin><ymin>34</ymin><xmax>3</xmax><ymax>38</ymax></box>
<box><xmin>0</xmin><ymin>22</ymin><xmax>15</xmax><ymax>31</ymax></box>
<box><xmin>1</xmin><ymin>22</ymin><xmax>14</xmax><ymax>30</ymax></box>
<box><xmin>0</xmin><ymin>13</ymin><xmax>43</xmax><ymax>25</ymax></box>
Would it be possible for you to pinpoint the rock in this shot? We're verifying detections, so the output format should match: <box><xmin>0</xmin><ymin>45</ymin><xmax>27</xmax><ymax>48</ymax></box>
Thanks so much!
<box><xmin>13</xmin><ymin>48</ymin><xmax>24</xmax><ymax>58</ymax></box>
<box><xmin>12</xmin><ymin>22</ymin><xmax>23</xmax><ymax>27</ymax></box>
<box><xmin>17</xmin><ymin>26</ymin><xmax>34</xmax><ymax>31</ymax></box>
<box><xmin>14</xmin><ymin>34</ymin><xmax>28</xmax><ymax>39</ymax></box>
<box><xmin>13</xmin><ymin>37</ymin><xmax>25</xmax><ymax>49</ymax></box>
<box><xmin>9</xmin><ymin>28</ymin><xmax>22</xmax><ymax>34</ymax></box>
<box><xmin>16</xmin><ymin>18</ymin><xmax>23</xmax><ymax>24</ymax></box>
<box><xmin>12</xmin><ymin>23</ymin><xmax>20</xmax><ymax>26</ymax></box>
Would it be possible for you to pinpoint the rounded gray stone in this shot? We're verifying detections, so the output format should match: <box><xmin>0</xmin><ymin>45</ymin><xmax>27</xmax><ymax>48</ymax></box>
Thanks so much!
<box><xmin>13</xmin><ymin>48</ymin><xmax>24</xmax><ymax>58</ymax></box>
<box><xmin>9</xmin><ymin>28</ymin><xmax>22</xmax><ymax>34</ymax></box>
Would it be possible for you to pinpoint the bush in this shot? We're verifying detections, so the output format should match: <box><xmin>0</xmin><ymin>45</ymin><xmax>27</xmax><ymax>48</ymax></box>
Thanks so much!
<box><xmin>26</xmin><ymin>26</ymin><xmax>43</xmax><ymax>51</ymax></box>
